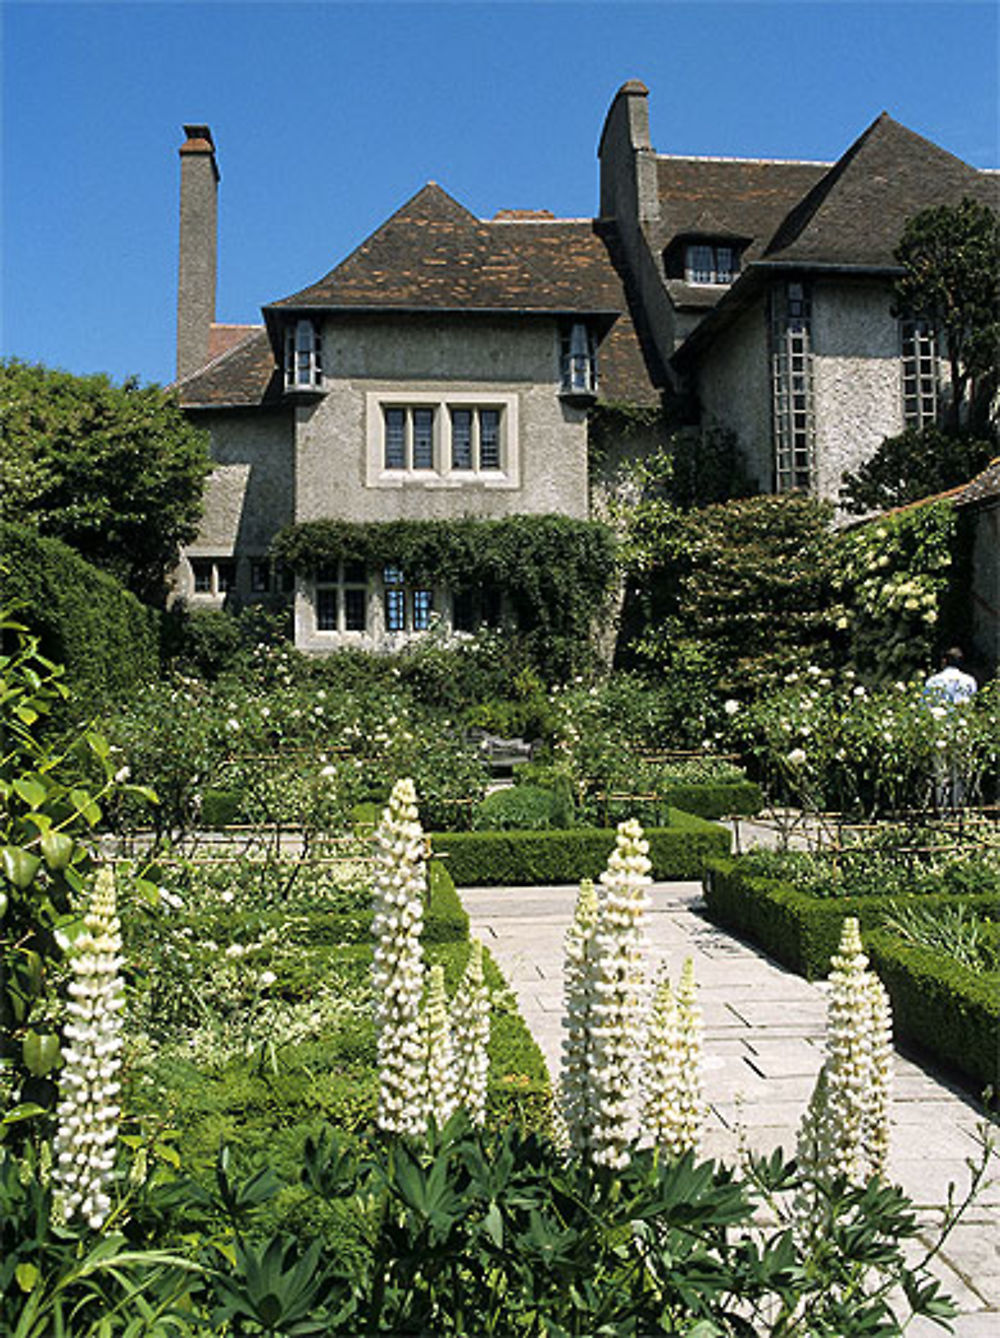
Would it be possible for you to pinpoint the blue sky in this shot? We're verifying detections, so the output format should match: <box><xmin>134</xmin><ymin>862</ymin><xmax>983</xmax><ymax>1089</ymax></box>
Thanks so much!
<box><xmin>3</xmin><ymin>1</ymin><xmax>998</xmax><ymax>386</ymax></box>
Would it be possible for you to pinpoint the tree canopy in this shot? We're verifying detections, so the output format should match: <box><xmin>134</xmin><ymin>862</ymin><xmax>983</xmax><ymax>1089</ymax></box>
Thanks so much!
<box><xmin>839</xmin><ymin>424</ymin><xmax>994</xmax><ymax>514</ymax></box>
<box><xmin>0</xmin><ymin>360</ymin><xmax>211</xmax><ymax>602</ymax></box>
<box><xmin>893</xmin><ymin>196</ymin><xmax>1000</xmax><ymax>431</ymax></box>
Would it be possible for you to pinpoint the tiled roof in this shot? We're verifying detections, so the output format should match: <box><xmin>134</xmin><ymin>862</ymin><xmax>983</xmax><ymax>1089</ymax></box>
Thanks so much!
<box><xmin>208</xmin><ymin>323</ymin><xmax>260</xmax><ymax>360</ymax></box>
<box><xmin>268</xmin><ymin>183</ymin><xmax>620</xmax><ymax>317</ymax></box>
<box><xmin>762</xmin><ymin>114</ymin><xmax>998</xmax><ymax>268</ymax></box>
<box><xmin>957</xmin><ymin>457</ymin><xmax>1000</xmax><ymax>508</ymax></box>
<box><xmin>174</xmin><ymin>328</ymin><xmax>281</xmax><ymax>408</ymax></box>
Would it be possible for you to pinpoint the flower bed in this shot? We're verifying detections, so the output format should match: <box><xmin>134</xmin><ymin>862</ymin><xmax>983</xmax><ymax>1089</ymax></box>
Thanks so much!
<box><xmin>433</xmin><ymin>809</ymin><xmax>730</xmax><ymax>886</ymax></box>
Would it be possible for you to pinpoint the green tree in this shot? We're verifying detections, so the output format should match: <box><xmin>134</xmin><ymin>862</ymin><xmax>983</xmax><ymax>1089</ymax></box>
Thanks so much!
<box><xmin>0</xmin><ymin>360</ymin><xmax>211</xmax><ymax>602</ymax></box>
<box><xmin>893</xmin><ymin>197</ymin><xmax>1000</xmax><ymax>432</ymax></box>
<box><xmin>840</xmin><ymin>424</ymin><xmax>994</xmax><ymax>513</ymax></box>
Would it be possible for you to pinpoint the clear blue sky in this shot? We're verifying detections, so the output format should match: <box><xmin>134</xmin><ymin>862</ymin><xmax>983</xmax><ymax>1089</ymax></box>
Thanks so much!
<box><xmin>3</xmin><ymin>1</ymin><xmax>997</xmax><ymax>386</ymax></box>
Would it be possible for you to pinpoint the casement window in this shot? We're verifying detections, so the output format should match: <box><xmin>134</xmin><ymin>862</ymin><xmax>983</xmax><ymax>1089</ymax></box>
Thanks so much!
<box><xmin>452</xmin><ymin>584</ymin><xmax>502</xmax><ymax>634</ymax></box>
<box><xmin>685</xmin><ymin>243</ymin><xmax>739</xmax><ymax>285</ymax></box>
<box><xmin>559</xmin><ymin>323</ymin><xmax>598</xmax><ymax>398</ymax></box>
<box><xmin>384</xmin><ymin>406</ymin><xmax>437</xmax><ymax>471</ymax></box>
<box><xmin>250</xmin><ymin>559</ymin><xmax>271</xmax><ymax>594</ymax></box>
<box><xmin>770</xmin><ymin>282</ymin><xmax>816</xmax><ymax>493</ymax></box>
<box><xmin>383</xmin><ymin>566</ymin><xmax>433</xmax><ymax>632</ymax></box>
<box><xmin>900</xmin><ymin>319</ymin><xmax>938</xmax><ymax>428</ymax></box>
<box><xmin>314</xmin><ymin>561</ymin><xmax>368</xmax><ymax>633</ymax></box>
<box><xmin>368</xmin><ymin>392</ymin><xmax>518</xmax><ymax>487</ymax></box>
<box><xmin>190</xmin><ymin>557</ymin><xmax>236</xmax><ymax>597</ymax></box>
<box><xmin>284</xmin><ymin>319</ymin><xmax>323</xmax><ymax>391</ymax></box>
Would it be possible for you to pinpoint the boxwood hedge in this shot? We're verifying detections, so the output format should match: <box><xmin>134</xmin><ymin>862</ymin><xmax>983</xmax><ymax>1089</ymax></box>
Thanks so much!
<box><xmin>434</xmin><ymin>810</ymin><xmax>730</xmax><ymax>886</ymax></box>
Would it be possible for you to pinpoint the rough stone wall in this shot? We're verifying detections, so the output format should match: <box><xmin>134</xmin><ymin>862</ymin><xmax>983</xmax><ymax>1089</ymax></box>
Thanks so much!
<box><xmin>811</xmin><ymin>279</ymin><xmax>903</xmax><ymax>502</ymax></box>
<box><xmin>695</xmin><ymin>295</ymin><xmax>772</xmax><ymax>490</ymax></box>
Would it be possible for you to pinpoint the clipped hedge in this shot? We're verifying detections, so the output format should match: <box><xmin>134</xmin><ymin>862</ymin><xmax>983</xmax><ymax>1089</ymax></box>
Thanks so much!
<box><xmin>1</xmin><ymin>522</ymin><xmax>160</xmax><ymax>703</ymax></box>
<box><xmin>434</xmin><ymin>810</ymin><xmax>730</xmax><ymax>886</ymax></box>
<box><xmin>658</xmin><ymin>780</ymin><xmax>763</xmax><ymax>821</ymax></box>
<box><xmin>702</xmin><ymin>857</ymin><xmax>1000</xmax><ymax>980</ymax></box>
<box><xmin>864</xmin><ymin>929</ymin><xmax>1000</xmax><ymax>1093</ymax></box>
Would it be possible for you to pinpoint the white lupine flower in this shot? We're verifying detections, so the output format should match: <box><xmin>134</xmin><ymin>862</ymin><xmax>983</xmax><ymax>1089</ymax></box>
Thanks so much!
<box><xmin>587</xmin><ymin>820</ymin><xmax>652</xmax><ymax>1169</ymax></box>
<box><xmin>451</xmin><ymin>939</ymin><xmax>490</xmax><ymax>1127</ymax></box>
<box><xmin>51</xmin><ymin>866</ymin><xmax>125</xmax><ymax>1230</ymax></box>
<box><xmin>643</xmin><ymin>958</ymin><xmax>703</xmax><ymax>1158</ymax></box>
<box><xmin>371</xmin><ymin>777</ymin><xmax>427</xmax><ymax>1136</ymax></box>
<box><xmin>422</xmin><ymin>963</ymin><xmax>456</xmax><ymax>1129</ymax></box>
<box><xmin>795</xmin><ymin>917</ymin><xmax>894</xmax><ymax>1235</ymax></box>
<box><xmin>560</xmin><ymin>879</ymin><xmax>599</xmax><ymax>1153</ymax></box>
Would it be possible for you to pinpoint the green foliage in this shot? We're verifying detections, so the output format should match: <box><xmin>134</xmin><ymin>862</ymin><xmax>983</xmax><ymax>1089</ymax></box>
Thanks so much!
<box><xmin>893</xmin><ymin>197</ymin><xmax>1000</xmax><ymax>430</ymax></box>
<box><xmin>865</xmin><ymin>928</ymin><xmax>1000</xmax><ymax>1093</ymax></box>
<box><xmin>0</xmin><ymin>359</ymin><xmax>211</xmax><ymax>602</ymax></box>
<box><xmin>840</xmin><ymin>425</ymin><xmax>995</xmax><ymax>514</ymax></box>
<box><xmin>271</xmin><ymin>514</ymin><xmax>618</xmax><ymax>675</ymax></box>
<box><xmin>1</xmin><ymin>526</ymin><xmax>161</xmax><ymax>706</ymax></box>
<box><xmin>628</xmin><ymin>495</ymin><xmax>844</xmax><ymax>696</ymax></box>
<box><xmin>472</xmin><ymin>784</ymin><xmax>572</xmax><ymax>832</ymax></box>
<box><xmin>434</xmin><ymin>811</ymin><xmax>730</xmax><ymax>886</ymax></box>
<box><xmin>836</xmin><ymin>501</ymin><xmax>959</xmax><ymax>681</ymax></box>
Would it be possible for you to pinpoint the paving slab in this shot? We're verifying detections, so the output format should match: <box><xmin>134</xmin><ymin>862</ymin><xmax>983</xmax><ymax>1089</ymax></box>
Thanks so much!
<box><xmin>463</xmin><ymin>878</ymin><xmax>999</xmax><ymax>1328</ymax></box>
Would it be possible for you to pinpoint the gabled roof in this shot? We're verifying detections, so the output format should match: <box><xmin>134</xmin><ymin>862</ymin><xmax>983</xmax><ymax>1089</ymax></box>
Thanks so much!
<box><xmin>956</xmin><ymin>457</ymin><xmax>1000</xmax><ymax>509</ymax></box>
<box><xmin>266</xmin><ymin>183</ymin><xmax>620</xmax><ymax>319</ymax></box>
<box><xmin>762</xmin><ymin>113</ymin><xmax>997</xmax><ymax>268</ymax></box>
<box><xmin>175</xmin><ymin>328</ymin><xmax>281</xmax><ymax>409</ymax></box>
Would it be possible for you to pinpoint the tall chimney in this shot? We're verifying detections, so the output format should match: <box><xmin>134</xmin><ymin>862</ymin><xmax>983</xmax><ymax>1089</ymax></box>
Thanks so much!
<box><xmin>176</xmin><ymin>124</ymin><xmax>219</xmax><ymax>381</ymax></box>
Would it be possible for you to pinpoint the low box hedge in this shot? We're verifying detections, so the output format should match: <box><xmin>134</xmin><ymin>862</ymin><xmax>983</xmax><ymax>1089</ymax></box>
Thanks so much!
<box><xmin>702</xmin><ymin>857</ymin><xmax>1000</xmax><ymax>981</ymax></box>
<box><xmin>433</xmin><ymin>809</ymin><xmax>730</xmax><ymax>886</ymax></box>
<box><xmin>658</xmin><ymin>780</ymin><xmax>763</xmax><ymax>821</ymax></box>
<box><xmin>863</xmin><ymin>929</ymin><xmax>1000</xmax><ymax>1093</ymax></box>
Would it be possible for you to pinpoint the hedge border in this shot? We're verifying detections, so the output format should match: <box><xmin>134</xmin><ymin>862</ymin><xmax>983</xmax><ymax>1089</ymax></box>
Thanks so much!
<box><xmin>702</xmin><ymin>857</ymin><xmax>1000</xmax><ymax>981</ymax></box>
<box><xmin>658</xmin><ymin>780</ymin><xmax>763</xmax><ymax>821</ymax></box>
<box><xmin>863</xmin><ymin>929</ymin><xmax>1000</xmax><ymax>1093</ymax></box>
<box><xmin>433</xmin><ymin>810</ymin><xmax>730</xmax><ymax>886</ymax></box>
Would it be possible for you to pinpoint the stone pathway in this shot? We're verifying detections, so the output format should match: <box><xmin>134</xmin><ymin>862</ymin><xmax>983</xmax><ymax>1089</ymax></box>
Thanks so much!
<box><xmin>463</xmin><ymin>880</ymin><xmax>999</xmax><ymax>1336</ymax></box>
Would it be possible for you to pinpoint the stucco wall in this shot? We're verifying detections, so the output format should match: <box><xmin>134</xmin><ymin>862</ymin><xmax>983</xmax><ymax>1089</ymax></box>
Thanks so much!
<box><xmin>811</xmin><ymin>279</ymin><xmax>903</xmax><ymax>502</ymax></box>
<box><xmin>695</xmin><ymin>295</ymin><xmax>772</xmax><ymax>490</ymax></box>
<box><xmin>293</xmin><ymin>315</ymin><xmax>589</xmax><ymax>525</ymax></box>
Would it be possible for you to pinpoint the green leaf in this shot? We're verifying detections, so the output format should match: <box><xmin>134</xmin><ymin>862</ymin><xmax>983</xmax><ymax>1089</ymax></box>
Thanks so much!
<box><xmin>69</xmin><ymin>789</ymin><xmax>101</xmax><ymax>826</ymax></box>
<box><xmin>15</xmin><ymin>1261</ymin><xmax>39</xmax><ymax>1293</ymax></box>
<box><xmin>23</xmin><ymin>1030</ymin><xmax>62</xmax><ymax>1076</ymax></box>
<box><xmin>2</xmin><ymin>846</ymin><xmax>41</xmax><ymax>888</ymax></box>
<box><xmin>13</xmin><ymin>777</ymin><xmax>47</xmax><ymax>808</ymax></box>
<box><xmin>40</xmin><ymin>831</ymin><xmax>75</xmax><ymax>871</ymax></box>
<box><xmin>1</xmin><ymin>1102</ymin><xmax>48</xmax><ymax>1127</ymax></box>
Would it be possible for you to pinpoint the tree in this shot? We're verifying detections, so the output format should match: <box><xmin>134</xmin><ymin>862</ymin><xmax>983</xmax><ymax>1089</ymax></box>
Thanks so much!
<box><xmin>0</xmin><ymin>360</ymin><xmax>211</xmax><ymax>602</ymax></box>
<box><xmin>839</xmin><ymin>424</ymin><xmax>994</xmax><ymax>513</ymax></box>
<box><xmin>893</xmin><ymin>197</ymin><xmax>1000</xmax><ymax>432</ymax></box>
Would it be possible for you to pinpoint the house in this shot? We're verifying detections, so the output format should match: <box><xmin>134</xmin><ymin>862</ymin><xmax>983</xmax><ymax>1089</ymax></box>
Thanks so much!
<box><xmin>173</xmin><ymin>84</ymin><xmax>997</xmax><ymax>652</ymax></box>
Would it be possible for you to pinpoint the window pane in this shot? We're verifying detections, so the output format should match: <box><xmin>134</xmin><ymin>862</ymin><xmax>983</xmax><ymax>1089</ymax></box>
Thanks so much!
<box><xmin>344</xmin><ymin>560</ymin><xmax>366</xmax><ymax>585</ymax></box>
<box><xmin>687</xmin><ymin>244</ymin><xmax>714</xmax><ymax>283</ymax></box>
<box><xmin>216</xmin><ymin>561</ymin><xmax>236</xmax><ymax>593</ymax></box>
<box><xmin>452</xmin><ymin>587</ymin><xmax>475</xmax><ymax>633</ymax></box>
<box><xmin>383</xmin><ymin>565</ymin><xmax>404</xmax><ymax>585</ymax></box>
<box><xmin>479</xmin><ymin>410</ymin><xmax>500</xmax><ymax>470</ymax></box>
<box><xmin>316</xmin><ymin>588</ymin><xmax>338</xmax><ymax>631</ymax></box>
<box><xmin>413</xmin><ymin>589</ymin><xmax>433</xmax><ymax>630</ymax></box>
<box><xmin>451</xmin><ymin>408</ymin><xmax>473</xmax><ymax>469</ymax></box>
<box><xmin>385</xmin><ymin>408</ymin><xmax>406</xmax><ymax>469</ymax></box>
<box><xmin>344</xmin><ymin>587</ymin><xmax>366</xmax><ymax>631</ymax></box>
<box><xmin>192</xmin><ymin>559</ymin><xmax>213</xmax><ymax>593</ymax></box>
<box><xmin>250</xmin><ymin>560</ymin><xmax>270</xmax><ymax>593</ymax></box>
<box><xmin>316</xmin><ymin>563</ymin><xmax>337</xmax><ymax>583</ymax></box>
<box><xmin>413</xmin><ymin>408</ymin><xmax>434</xmax><ymax>469</ymax></box>
<box><xmin>386</xmin><ymin>587</ymin><xmax>406</xmax><ymax>632</ymax></box>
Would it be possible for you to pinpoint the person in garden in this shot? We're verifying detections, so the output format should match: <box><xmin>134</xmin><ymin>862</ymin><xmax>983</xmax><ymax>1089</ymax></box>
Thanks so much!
<box><xmin>924</xmin><ymin>648</ymin><xmax>978</xmax><ymax>809</ymax></box>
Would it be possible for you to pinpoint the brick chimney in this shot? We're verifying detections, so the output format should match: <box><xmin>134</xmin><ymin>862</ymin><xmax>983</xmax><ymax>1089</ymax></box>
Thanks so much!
<box><xmin>176</xmin><ymin>124</ymin><xmax>219</xmax><ymax>381</ymax></box>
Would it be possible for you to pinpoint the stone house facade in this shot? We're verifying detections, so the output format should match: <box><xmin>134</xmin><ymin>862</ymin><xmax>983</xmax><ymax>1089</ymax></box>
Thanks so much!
<box><xmin>173</xmin><ymin>83</ymin><xmax>996</xmax><ymax>652</ymax></box>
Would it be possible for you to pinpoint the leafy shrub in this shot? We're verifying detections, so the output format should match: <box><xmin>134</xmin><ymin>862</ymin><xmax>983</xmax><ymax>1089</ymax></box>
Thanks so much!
<box><xmin>473</xmin><ymin>784</ymin><xmax>572</xmax><ymax>832</ymax></box>
<box><xmin>0</xmin><ymin>524</ymin><xmax>160</xmax><ymax>706</ymax></box>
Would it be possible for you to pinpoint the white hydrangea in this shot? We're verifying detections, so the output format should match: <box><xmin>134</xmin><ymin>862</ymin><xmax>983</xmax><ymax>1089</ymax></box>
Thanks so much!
<box><xmin>643</xmin><ymin>956</ymin><xmax>703</xmax><ymax>1158</ymax></box>
<box><xmin>587</xmin><ymin>819</ymin><xmax>652</xmax><ymax>1169</ymax></box>
<box><xmin>451</xmin><ymin>938</ymin><xmax>490</xmax><ymax>1127</ymax></box>
<box><xmin>371</xmin><ymin>777</ymin><xmax>427</xmax><ymax>1137</ymax></box>
<box><xmin>52</xmin><ymin>866</ymin><xmax>125</xmax><ymax>1229</ymax></box>
<box><xmin>560</xmin><ymin>879</ymin><xmax>599</xmax><ymax>1154</ymax></box>
<box><xmin>422</xmin><ymin>963</ymin><xmax>456</xmax><ymax>1130</ymax></box>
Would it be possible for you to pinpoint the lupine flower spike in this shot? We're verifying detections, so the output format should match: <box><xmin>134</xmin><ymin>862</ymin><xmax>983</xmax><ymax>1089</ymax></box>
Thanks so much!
<box><xmin>52</xmin><ymin>866</ymin><xmax>125</xmax><ymax>1229</ymax></box>
<box><xmin>561</xmin><ymin>879</ymin><xmax>599</xmax><ymax>1153</ymax></box>
<box><xmin>371</xmin><ymin>777</ymin><xmax>427</xmax><ymax>1136</ymax></box>
<box><xmin>422</xmin><ymin>963</ymin><xmax>456</xmax><ymax>1129</ymax></box>
<box><xmin>643</xmin><ymin>957</ymin><xmax>703</xmax><ymax>1158</ymax></box>
<box><xmin>587</xmin><ymin>819</ymin><xmax>652</xmax><ymax>1169</ymax></box>
<box><xmin>452</xmin><ymin>938</ymin><xmax>490</xmax><ymax>1127</ymax></box>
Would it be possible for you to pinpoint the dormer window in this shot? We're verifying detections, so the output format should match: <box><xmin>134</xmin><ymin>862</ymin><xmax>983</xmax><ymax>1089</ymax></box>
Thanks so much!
<box><xmin>560</xmin><ymin>322</ymin><xmax>598</xmax><ymax>402</ymax></box>
<box><xmin>685</xmin><ymin>243</ymin><xmax>739</xmax><ymax>285</ymax></box>
<box><xmin>284</xmin><ymin>318</ymin><xmax>323</xmax><ymax>391</ymax></box>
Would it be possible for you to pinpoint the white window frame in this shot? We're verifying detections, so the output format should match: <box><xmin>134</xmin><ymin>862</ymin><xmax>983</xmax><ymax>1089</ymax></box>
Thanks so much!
<box><xmin>382</xmin><ymin>566</ymin><xmax>434</xmax><ymax>634</ymax></box>
<box><xmin>685</xmin><ymin>243</ymin><xmax>739</xmax><ymax>285</ymax></box>
<box><xmin>284</xmin><ymin>318</ymin><xmax>323</xmax><ymax>392</ymax></box>
<box><xmin>188</xmin><ymin>556</ymin><xmax>237</xmax><ymax>598</ymax></box>
<box><xmin>366</xmin><ymin>390</ymin><xmax>519</xmax><ymax>489</ymax></box>
<box><xmin>559</xmin><ymin>322</ymin><xmax>598</xmax><ymax>397</ymax></box>
<box><xmin>900</xmin><ymin>319</ymin><xmax>938</xmax><ymax>429</ymax></box>
<box><xmin>770</xmin><ymin>282</ymin><xmax>816</xmax><ymax>493</ymax></box>
<box><xmin>312</xmin><ymin>560</ymin><xmax>369</xmax><ymax>635</ymax></box>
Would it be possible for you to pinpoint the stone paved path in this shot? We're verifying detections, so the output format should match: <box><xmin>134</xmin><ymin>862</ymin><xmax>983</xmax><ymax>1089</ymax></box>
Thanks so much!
<box><xmin>463</xmin><ymin>880</ymin><xmax>999</xmax><ymax>1336</ymax></box>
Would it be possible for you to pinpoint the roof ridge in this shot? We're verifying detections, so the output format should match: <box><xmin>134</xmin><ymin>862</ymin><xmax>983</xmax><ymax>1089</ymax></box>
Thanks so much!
<box><xmin>656</xmin><ymin>153</ymin><xmax>833</xmax><ymax>167</ymax></box>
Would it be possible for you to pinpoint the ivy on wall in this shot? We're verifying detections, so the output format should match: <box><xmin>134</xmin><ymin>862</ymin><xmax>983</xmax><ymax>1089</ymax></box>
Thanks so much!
<box><xmin>270</xmin><ymin>514</ymin><xmax>617</xmax><ymax>649</ymax></box>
